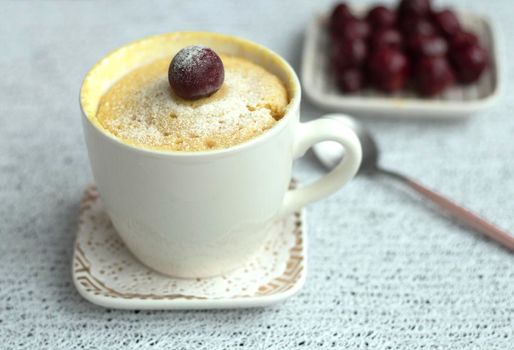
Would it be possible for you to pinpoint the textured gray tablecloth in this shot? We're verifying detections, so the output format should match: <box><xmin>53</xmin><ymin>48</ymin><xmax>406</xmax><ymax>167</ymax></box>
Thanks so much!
<box><xmin>1</xmin><ymin>0</ymin><xmax>514</xmax><ymax>349</ymax></box>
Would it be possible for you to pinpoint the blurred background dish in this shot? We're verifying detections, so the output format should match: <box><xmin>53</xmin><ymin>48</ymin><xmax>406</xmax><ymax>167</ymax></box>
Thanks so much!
<box><xmin>302</xmin><ymin>5</ymin><xmax>501</xmax><ymax>118</ymax></box>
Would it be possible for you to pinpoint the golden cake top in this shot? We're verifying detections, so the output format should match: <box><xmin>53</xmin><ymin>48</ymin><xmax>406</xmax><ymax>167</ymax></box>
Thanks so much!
<box><xmin>96</xmin><ymin>54</ymin><xmax>289</xmax><ymax>152</ymax></box>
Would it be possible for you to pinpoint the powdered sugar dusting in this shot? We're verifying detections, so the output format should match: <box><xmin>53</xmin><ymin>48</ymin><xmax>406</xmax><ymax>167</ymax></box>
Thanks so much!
<box><xmin>96</xmin><ymin>55</ymin><xmax>289</xmax><ymax>151</ymax></box>
<box><xmin>172</xmin><ymin>45</ymin><xmax>207</xmax><ymax>72</ymax></box>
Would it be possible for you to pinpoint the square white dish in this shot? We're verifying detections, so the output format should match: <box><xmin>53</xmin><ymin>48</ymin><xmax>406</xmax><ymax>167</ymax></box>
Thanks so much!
<box><xmin>302</xmin><ymin>9</ymin><xmax>501</xmax><ymax>118</ymax></box>
<box><xmin>72</xmin><ymin>185</ymin><xmax>307</xmax><ymax>310</ymax></box>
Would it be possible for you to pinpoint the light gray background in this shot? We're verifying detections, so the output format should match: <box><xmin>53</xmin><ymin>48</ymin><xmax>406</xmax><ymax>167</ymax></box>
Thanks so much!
<box><xmin>1</xmin><ymin>0</ymin><xmax>513</xmax><ymax>349</ymax></box>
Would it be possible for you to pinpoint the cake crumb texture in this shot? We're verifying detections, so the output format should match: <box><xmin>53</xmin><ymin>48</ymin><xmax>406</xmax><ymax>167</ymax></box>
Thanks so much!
<box><xmin>96</xmin><ymin>54</ymin><xmax>289</xmax><ymax>151</ymax></box>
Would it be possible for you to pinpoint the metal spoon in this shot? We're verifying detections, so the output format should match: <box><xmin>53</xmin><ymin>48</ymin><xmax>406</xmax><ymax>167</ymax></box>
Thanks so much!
<box><xmin>313</xmin><ymin>115</ymin><xmax>514</xmax><ymax>251</ymax></box>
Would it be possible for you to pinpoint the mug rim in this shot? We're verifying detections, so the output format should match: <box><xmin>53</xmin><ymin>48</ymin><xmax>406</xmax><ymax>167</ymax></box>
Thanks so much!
<box><xmin>79</xmin><ymin>31</ymin><xmax>301</xmax><ymax>159</ymax></box>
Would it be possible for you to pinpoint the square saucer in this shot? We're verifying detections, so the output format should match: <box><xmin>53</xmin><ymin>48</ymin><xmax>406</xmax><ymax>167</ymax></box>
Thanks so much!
<box><xmin>72</xmin><ymin>185</ymin><xmax>307</xmax><ymax>310</ymax></box>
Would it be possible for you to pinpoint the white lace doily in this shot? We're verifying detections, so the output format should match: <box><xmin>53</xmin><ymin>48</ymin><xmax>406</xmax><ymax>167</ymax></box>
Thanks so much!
<box><xmin>73</xmin><ymin>186</ymin><xmax>305</xmax><ymax>303</ymax></box>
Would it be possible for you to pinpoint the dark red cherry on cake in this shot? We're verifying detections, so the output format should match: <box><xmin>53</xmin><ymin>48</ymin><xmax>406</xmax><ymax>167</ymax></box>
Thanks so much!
<box><xmin>331</xmin><ymin>39</ymin><xmax>368</xmax><ymax>70</ymax></box>
<box><xmin>415</xmin><ymin>57</ymin><xmax>454</xmax><ymax>96</ymax></box>
<box><xmin>366</xmin><ymin>6</ymin><xmax>396</xmax><ymax>29</ymax></box>
<box><xmin>337</xmin><ymin>68</ymin><xmax>365</xmax><ymax>92</ymax></box>
<box><xmin>451</xmin><ymin>44</ymin><xmax>488</xmax><ymax>83</ymax></box>
<box><xmin>407</xmin><ymin>35</ymin><xmax>447</xmax><ymax>58</ymax></box>
<box><xmin>432</xmin><ymin>9</ymin><xmax>461</xmax><ymax>37</ymax></box>
<box><xmin>168</xmin><ymin>46</ymin><xmax>224</xmax><ymax>100</ymax></box>
<box><xmin>367</xmin><ymin>48</ymin><xmax>409</xmax><ymax>92</ymax></box>
<box><xmin>397</xmin><ymin>0</ymin><xmax>432</xmax><ymax>17</ymax></box>
<box><xmin>371</xmin><ymin>28</ymin><xmax>402</xmax><ymax>50</ymax></box>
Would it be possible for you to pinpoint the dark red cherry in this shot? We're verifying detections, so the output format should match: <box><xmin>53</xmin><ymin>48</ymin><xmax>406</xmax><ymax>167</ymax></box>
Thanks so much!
<box><xmin>330</xmin><ymin>3</ymin><xmax>353</xmax><ymax>28</ymax></box>
<box><xmin>449</xmin><ymin>31</ymin><xmax>479</xmax><ymax>51</ymax></box>
<box><xmin>415</xmin><ymin>56</ymin><xmax>454</xmax><ymax>96</ymax></box>
<box><xmin>367</xmin><ymin>48</ymin><xmax>409</xmax><ymax>92</ymax></box>
<box><xmin>334</xmin><ymin>18</ymin><xmax>371</xmax><ymax>40</ymax></box>
<box><xmin>331</xmin><ymin>39</ymin><xmax>368</xmax><ymax>70</ymax></box>
<box><xmin>337</xmin><ymin>68</ymin><xmax>365</xmax><ymax>92</ymax></box>
<box><xmin>366</xmin><ymin>6</ymin><xmax>396</xmax><ymax>29</ymax></box>
<box><xmin>407</xmin><ymin>35</ymin><xmax>447</xmax><ymax>57</ymax></box>
<box><xmin>400</xmin><ymin>16</ymin><xmax>437</xmax><ymax>36</ymax></box>
<box><xmin>451</xmin><ymin>44</ymin><xmax>488</xmax><ymax>83</ymax></box>
<box><xmin>329</xmin><ymin>3</ymin><xmax>354</xmax><ymax>37</ymax></box>
<box><xmin>432</xmin><ymin>9</ymin><xmax>461</xmax><ymax>37</ymax></box>
<box><xmin>371</xmin><ymin>29</ymin><xmax>403</xmax><ymax>50</ymax></box>
<box><xmin>168</xmin><ymin>46</ymin><xmax>224</xmax><ymax>100</ymax></box>
<box><xmin>398</xmin><ymin>0</ymin><xmax>432</xmax><ymax>17</ymax></box>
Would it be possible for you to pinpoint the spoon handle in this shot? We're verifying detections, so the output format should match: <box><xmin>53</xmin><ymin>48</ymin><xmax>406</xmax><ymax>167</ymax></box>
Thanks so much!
<box><xmin>378</xmin><ymin>167</ymin><xmax>514</xmax><ymax>251</ymax></box>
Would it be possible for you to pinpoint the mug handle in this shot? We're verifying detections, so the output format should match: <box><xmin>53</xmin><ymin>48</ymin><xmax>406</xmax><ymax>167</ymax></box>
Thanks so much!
<box><xmin>278</xmin><ymin>114</ymin><xmax>362</xmax><ymax>217</ymax></box>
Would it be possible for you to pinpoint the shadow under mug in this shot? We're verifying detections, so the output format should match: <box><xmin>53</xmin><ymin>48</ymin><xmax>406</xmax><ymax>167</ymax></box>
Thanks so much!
<box><xmin>80</xmin><ymin>32</ymin><xmax>362</xmax><ymax>278</ymax></box>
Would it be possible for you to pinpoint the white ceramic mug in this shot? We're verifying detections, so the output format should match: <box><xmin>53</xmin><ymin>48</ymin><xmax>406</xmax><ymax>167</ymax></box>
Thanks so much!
<box><xmin>80</xmin><ymin>32</ymin><xmax>362</xmax><ymax>278</ymax></box>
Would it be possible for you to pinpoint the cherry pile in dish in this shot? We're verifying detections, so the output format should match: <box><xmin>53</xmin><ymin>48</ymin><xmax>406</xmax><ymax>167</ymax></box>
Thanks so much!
<box><xmin>328</xmin><ymin>0</ymin><xmax>490</xmax><ymax>96</ymax></box>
